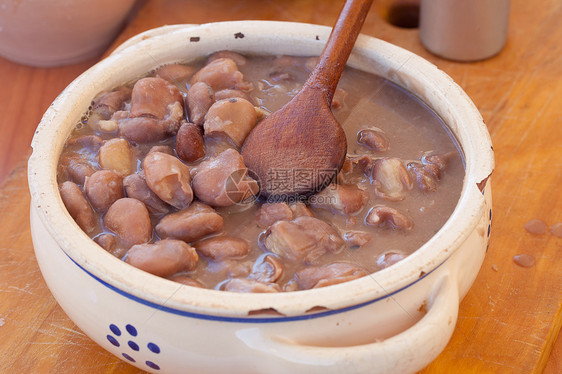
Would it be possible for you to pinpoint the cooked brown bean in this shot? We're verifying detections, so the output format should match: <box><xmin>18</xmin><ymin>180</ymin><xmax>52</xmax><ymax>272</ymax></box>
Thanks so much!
<box><xmin>337</xmin><ymin>154</ymin><xmax>374</xmax><ymax>185</ymax></box>
<box><xmin>220</xmin><ymin>278</ymin><xmax>281</xmax><ymax>293</ymax></box>
<box><xmin>118</xmin><ymin>77</ymin><xmax>184</xmax><ymax>143</ymax></box>
<box><xmin>365</xmin><ymin>205</ymin><xmax>413</xmax><ymax>230</ymax></box>
<box><xmin>343</xmin><ymin>230</ymin><xmax>372</xmax><ymax>248</ymax></box>
<box><xmin>214</xmin><ymin>89</ymin><xmax>255</xmax><ymax>105</ymax></box>
<box><xmin>255</xmin><ymin>202</ymin><xmax>294</xmax><ymax>228</ymax></box>
<box><xmin>311</xmin><ymin>183</ymin><xmax>368</xmax><ymax>216</ymax></box>
<box><xmin>357</xmin><ymin>127</ymin><xmax>389</xmax><ymax>151</ymax></box>
<box><xmin>203</xmin><ymin>98</ymin><xmax>257</xmax><ymax>147</ymax></box>
<box><xmin>211</xmin><ymin>259</ymin><xmax>253</xmax><ymax>279</ymax></box>
<box><xmin>348</xmin><ymin>154</ymin><xmax>375</xmax><ymax>176</ymax></box>
<box><xmin>97</xmin><ymin>119</ymin><xmax>119</xmax><ymax>132</ymax></box>
<box><xmin>377</xmin><ymin>251</ymin><xmax>406</xmax><ymax>269</ymax></box>
<box><xmin>88</xmin><ymin>86</ymin><xmax>132</xmax><ymax>129</ymax></box>
<box><xmin>130</xmin><ymin>77</ymin><xmax>184</xmax><ymax>118</ymax></box>
<box><xmin>59</xmin><ymin>155</ymin><xmax>97</xmax><ymax>185</ymax></box>
<box><xmin>190</xmin><ymin>58</ymin><xmax>252</xmax><ymax>91</ymax></box>
<box><xmin>176</xmin><ymin>122</ymin><xmax>205</xmax><ymax>162</ymax></box>
<box><xmin>186</xmin><ymin>82</ymin><xmax>213</xmax><ymax>125</ymax></box>
<box><xmin>66</xmin><ymin>135</ymin><xmax>104</xmax><ymax>150</ymax></box>
<box><xmin>191</xmin><ymin>148</ymin><xmax>259</xmax><ymax>207</ymax></box>
<box><xmin>296</xmin><ymin>262</ymin><xmax>368</xmax><ymax>289</ymax></box>
<box><xmin>249</xmin><ymin>254</ymin><xmax>284</xmax><ymax>283</ymax></box>
<box><xmin>290</xmin><ymin>202</ymin><xmax>314</xmax><ymax>218</ymax></box>
<box><xmin>167</xmin><ymin>273</ymin><xmax>206</xmax><ymax>288</ymax></box>
<box><xmin>98</xmin><ymin>138</ymin><xmax>134</xmax><ymax>176</ymax></box>
<box><xmin>263</xmin><ymin>216</ymin><xmax>345</xmax><ymax>263</ymax></box>
<box><xmin>194</xmin><ymin>236</ymin><xmax>249</xmax><ymax>261</ymax></box>
<box><xmin>207</xmin><ymin>51</ymin><xmax>248</xmax><ymax>67</ymax></box>
<box><xmin>84</xmin><ymin>170</ymin><xmax>124</xmax><ymax>212</ymax></box>
<box><xmin>118</xmin><ymin>116</ymin><xmax>173</xmax><ymax>143</ymax></box>
<box><xmin>143</xmin><ymin>151</ymin><xmax>193</xmax><ymax>209</ymax></box>
<box><xmin>93</xmin><ymin>86</ymin><xmax>132</xmax><ymax>116</ymax></box>
<box><xmin>59</xmin><ymin>181</ymin><xmax>97</xmax><ymax>235</ymax></box>
<box><xmin>125</xmin><ymin>239</ymin><xmax>198</xmax><ymax>277</ymax></box>
<box><xmin>155</xmin><ymin>201</ymin><xmax>223</xmax><ymax>242</ymax></box>
<box><xmin>103</xmin><ymin>198</ymin><xmax>152</xmax><ymax>248</ymax></box>
<box><xmin>422</xmin><ymin>152</ymin><xmax>452</xmax><ymax>170</ymax></box>
<box><xmin>123</xmin><ymin>173</ymin><xmax>170</xmax><ymax>215</ymax></box>
<box><xmin>154</xmin><ymin>63</ymin><xmax>196</xmax><ymax>83</ymax></box>
<box><xmin>371</xmin><ymin>157</ymin><xmax>412</xmax><ymax>201</ymax></box>
<box><xmin>94</xmin><ymin>233</ymin><xmax>126</xmax><ymax>258</ymax></box>
<box><xmin>407</xmin><ymin>162</ymin><xmax>440</xmax><ymax>192</ymax></box>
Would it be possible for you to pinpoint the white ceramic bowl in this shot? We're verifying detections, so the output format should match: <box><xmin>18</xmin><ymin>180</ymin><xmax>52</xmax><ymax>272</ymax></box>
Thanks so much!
<box><xmin>28</xmin><ymin>21</ymin><xmax>494</xmax><ymax>374</ymax></box>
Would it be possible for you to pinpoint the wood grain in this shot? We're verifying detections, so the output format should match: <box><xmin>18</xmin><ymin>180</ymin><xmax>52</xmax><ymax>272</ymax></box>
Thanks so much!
<box><xmin>0</xmin><ymin>0</ymin><xmax>560</xmax><ymax>373</ymax></box>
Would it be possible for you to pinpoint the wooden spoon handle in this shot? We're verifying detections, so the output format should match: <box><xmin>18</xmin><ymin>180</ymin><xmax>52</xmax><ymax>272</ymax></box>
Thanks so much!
<box><xmin>306</xmin><ymin>0</ymin><xmax>374</xmax><ymax>103</ymax></box>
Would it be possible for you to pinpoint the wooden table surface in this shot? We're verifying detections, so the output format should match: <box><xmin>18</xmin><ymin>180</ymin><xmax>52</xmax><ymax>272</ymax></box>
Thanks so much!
<box><xmin>1</xmin><ymin>0</ymin><xmax>560</xmax><ymax>372</ymax></box>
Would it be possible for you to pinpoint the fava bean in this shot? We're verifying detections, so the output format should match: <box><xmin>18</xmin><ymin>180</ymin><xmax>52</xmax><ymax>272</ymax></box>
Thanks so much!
<box><xmin>154</xmin><ymin>63</ymin><xmax>195</xmax><ymax>83</ymax></box>
<box><xmin>194</xmin><ymin>236</ymin><xmax>249</xmax><ymax>261</ymax></box>
<box><xmin>249</xmin><ymin>254</ymin><xmax>284</xmax><ymax>284</ymax></box>
<box><xmin>191</xmin><ymin>148</ymin><xmax>258</xmax><ymax>207</ymax></box>
<box><xmin>143</xmin><ymin>151</ymin><xmax>193</xmax><ymax>209</ymax></box>
<box><xmin>186</xmin><ymin>82</ymin><xmax>213</xmax><ymax>126</ymax></box>
<box><xmin>204</xmin><ymin>98</ymin><xmax>257</xmax><ymax>147</ymax></box>
<box><xmin>94</xmin><ymin>233</ymin><xmax>126</xmax><ymax>258</ymax></box>
<box><xmin>176</xmin><ymin>122</ymin><xmax>205</xmax><ymax>162</ymax></box>
<box><xmin>103</xmin><ymin>198</ymin><xmax>152</xmax><ymax>248</ymax></box>
<box><xmin>126</xmin><ymin>239</ymin><xmax>198</xmax><ymax>277</ymax></box>
<box><xmin>311</xmin><ymin>183</ymin><xmax>368</xmax><ymax>216</ymax></box>
<box><xmin>85</xmin><ymin>170</ymin><xmax>124</xmax><ymax>212</ymax></box>
<box><xmin>59</xmin><ymin>181</ymin><xmax>97</xmax><ymax>235</ymax></box>
<box><xmin>123</xmin><ymin>173</ymin><xmax>170</xmax><ymax>215</ymax></box>
<box><xmin>98</xmin><ymin>138</ymin><xmax>134</xmax><ymax>176</ymax></box>
<box><xmin>263</xmin><ymin>216</ymin><xmax>345</xmax><ymax>264</ymax></box>
<box><xmin>296</xmin><ymin>262</ymin><xmax>368</xmax><ymax>289</ymax></box>
<box><xmin>371</xmin><ymin>157</ymin><xmax>413</xmax><ymax>201</ymax></box>
<box><xmin>155</xmin><ymin>201</ymin><xmax>223</xmax><ymax>242</ymax></box>
<box><xmin>255</xmin><ymin>202</ymin><xmax>294</xmax><ymax>228</ymax></box>
<box><xmin>207</xmin><ymin>51</ymin><xmax>247</xmax><ymax>67</ymax></box>
<box><xmin>190</xmin><ymin>58</ymin><xmax>252</xmax><ymax>91</ymax></box>
<box><xmin>365</xmin><ymin>205</ymin><xmax>413</xmax><ymax>230</ymax></box>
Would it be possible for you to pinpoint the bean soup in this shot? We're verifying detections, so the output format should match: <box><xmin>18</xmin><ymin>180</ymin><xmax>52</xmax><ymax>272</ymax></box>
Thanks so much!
<box><xmin>57</xmin><ymin>52</ymin><xmax>464</xmax><ymax>292</ymax></box>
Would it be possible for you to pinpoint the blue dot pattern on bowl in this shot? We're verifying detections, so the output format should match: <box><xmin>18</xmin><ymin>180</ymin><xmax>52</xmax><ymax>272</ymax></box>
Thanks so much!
<box><xmin>126</xmin><ymin>324</ymin><xmax>138</xmax><ymax>336</ymax></box>
<box><xmin>106</xmin><ymin>323</ymin><xmax>160</xmax><ymax>371</ymax></box>
<box><xmin>148</xmin><ymin>342</ymin><xmax>161</xmax><ymax>354</ymax></box>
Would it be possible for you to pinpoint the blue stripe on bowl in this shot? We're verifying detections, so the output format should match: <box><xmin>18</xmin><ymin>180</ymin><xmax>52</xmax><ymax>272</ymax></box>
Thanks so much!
<box><xmin>65</xmin><ymin>251</ymin><xmax>445</xmax><ymax>323</ymax></box>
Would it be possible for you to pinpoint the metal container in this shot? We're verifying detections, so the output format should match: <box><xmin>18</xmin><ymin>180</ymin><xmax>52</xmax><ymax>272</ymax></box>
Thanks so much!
<box><xmin>419</xmin><ymin>0</ymin><xmax>510</xmax><ymax>61</ymax></box>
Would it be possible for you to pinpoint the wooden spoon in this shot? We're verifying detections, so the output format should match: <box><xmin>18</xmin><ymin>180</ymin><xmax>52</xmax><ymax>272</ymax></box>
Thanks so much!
<box><xmin>241</xmin><ymin>0</ymin><xmax>374</xmax><ymax>200</ymax></box>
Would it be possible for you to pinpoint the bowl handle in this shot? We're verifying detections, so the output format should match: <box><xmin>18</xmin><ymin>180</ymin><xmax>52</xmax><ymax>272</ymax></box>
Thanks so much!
<box><xmin>237</xmin><ymin>275</ymin><xmax>459</xmax><ymax>374</ymax></box>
